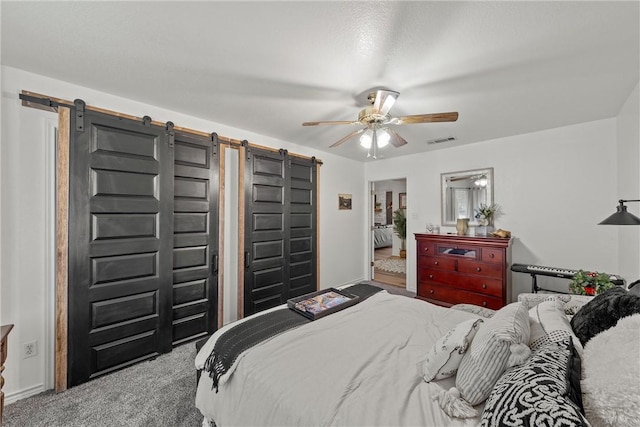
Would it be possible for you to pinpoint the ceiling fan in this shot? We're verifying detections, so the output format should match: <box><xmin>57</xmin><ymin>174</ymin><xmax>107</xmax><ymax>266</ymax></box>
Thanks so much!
<box><xmin>302</xmin><ymin>89</ymin><xmax>458</xmax><ymax>158</ymax></box>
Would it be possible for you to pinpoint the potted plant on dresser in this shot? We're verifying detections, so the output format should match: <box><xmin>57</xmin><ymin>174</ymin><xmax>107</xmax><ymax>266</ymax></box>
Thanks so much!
<box><xmin>393</xmin><ymin>208</ymin><xmax>407</xmax><ymax>258</ymax></box>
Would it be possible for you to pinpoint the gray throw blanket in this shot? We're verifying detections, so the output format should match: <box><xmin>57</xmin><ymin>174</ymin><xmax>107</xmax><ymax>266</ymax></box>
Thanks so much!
<box><xmin>203</xmin><ymin>283</ymin><xmax>382</xmax><ymax>391</ymax></box>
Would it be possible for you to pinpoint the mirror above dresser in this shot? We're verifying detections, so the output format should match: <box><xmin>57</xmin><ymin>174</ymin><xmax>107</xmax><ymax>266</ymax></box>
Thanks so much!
<box><xmin>441</xmin><ymin>167</ymin><xmax>493</xmax><ymax>226</ymax></box>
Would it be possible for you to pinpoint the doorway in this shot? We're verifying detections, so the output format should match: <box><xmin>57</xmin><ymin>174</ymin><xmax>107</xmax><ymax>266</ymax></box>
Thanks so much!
<box><xmin>371</xmin><ymin>178</ymin><xmax>406</xmax><ymax>289</ymax></box>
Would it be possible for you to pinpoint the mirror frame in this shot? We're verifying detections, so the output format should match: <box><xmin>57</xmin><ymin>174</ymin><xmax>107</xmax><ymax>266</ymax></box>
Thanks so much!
<box><xmin>441</xmin><ymin>167</ymin><xmax>494</xmax><ymax>226</ymax></box>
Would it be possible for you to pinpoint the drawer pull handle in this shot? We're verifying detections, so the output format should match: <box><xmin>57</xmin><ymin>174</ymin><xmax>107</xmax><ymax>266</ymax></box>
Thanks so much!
<box><xmin>424</xmin><ymin>248</ymin><xmax>429</xmax><ymax>252</ymax></box>
<box><xmin>429</xmin><ymin>289</ymin><xmax>434</xmax><ymax>294</ymax></box>
<box><xmin>476</xmin><ymin>267</ymin><xmax>482</xmax><ymax>272</ymax></box>
<box><xmin>434</xmin><ymin>261</ymin><xmax>439</xmax><ymax>265</ymax></box>
<box><xmin>429</xmin><ymin>274</ymin><xmax>434</xmax><ymax>279</ymax></box>
<box><xmin>482</xmin><ymin>301</ymin><xmax>487</xmax><ymax>307</ymax></box>
<box><xmin>482</xmin><ymin>283</ymin><xmax>487</xmax><ymax>289</ymax></box>
<box><xmin>489</xmin><ymin>253</ymin><xmax>495</xmax><ymax>259</ymax></box>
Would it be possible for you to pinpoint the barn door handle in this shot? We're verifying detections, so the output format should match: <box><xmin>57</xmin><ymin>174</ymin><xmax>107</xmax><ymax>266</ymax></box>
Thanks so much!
<box><xmin>212</xmin><ymin>254</ymin><xmax>219</xmax><ymax>274</ymax></box>
<box><xmin>244</xmin><ymin>251</ymin><xmax>251</xmax><ymax>269</ymax></box>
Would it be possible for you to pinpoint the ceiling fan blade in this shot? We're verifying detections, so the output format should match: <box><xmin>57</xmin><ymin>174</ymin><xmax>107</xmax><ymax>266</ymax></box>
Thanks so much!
<box><xmin>302</xmin><ymin>120</ymin><xmax>360</xmax><ymax>126</ymax></box>
<box><xmin>394</xmin><ymin>112</ymin><xmax>459</xmax><ymax>124</ymax></box>
<box><xmin>387</xmin><ymin>129</ymin><xmax>408</xmax><ymax>148</ymax></box>
<box><xmin>329</xmin><ymin>128</ymin><xmax>365</xmax><ymax>148</ymax></box>
<box><xmin>372</xmin><ymin>90</ymin><xmax>400</xmax><ymax>116</ymax></box>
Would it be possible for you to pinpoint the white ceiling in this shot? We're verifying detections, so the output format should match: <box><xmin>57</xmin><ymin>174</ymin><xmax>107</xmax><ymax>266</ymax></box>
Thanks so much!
<box><xmin>2</xmin><ymin>1</ymin><xmax>639</xmax><ymax>161</ymax></box>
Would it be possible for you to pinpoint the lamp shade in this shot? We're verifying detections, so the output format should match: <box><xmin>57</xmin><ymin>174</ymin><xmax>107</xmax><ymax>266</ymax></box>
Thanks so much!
<box><xmin>599</xmin><ymin>201</ymin><xmax>640</xmax><ymax>225</ymax></box>
<box><xmin>377</xmin><ymin>129</ymin><xmax>390</xmax><ymax>147</ymax></box>
<box><xmin>359</xmin><ymin>130</ymin><xmax>373</xmax><ymax>149</ymax></box>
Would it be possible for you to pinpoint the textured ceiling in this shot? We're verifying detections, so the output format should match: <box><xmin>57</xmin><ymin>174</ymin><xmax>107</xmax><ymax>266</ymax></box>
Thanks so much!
<box><xmin>2</xmin><ymin>1</ymin><xmax>639</xmax><ymax>161</ymax></box>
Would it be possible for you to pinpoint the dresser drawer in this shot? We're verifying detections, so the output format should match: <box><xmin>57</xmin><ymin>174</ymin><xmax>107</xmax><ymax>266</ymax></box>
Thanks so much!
<box><xmin>457</xmin><ymin>260</ymin><xmax>503</xmax><ymax>278</ymax></box>
<box><xmin>418</xmin><ymin>268</ymin><xmax>503</xmax><ymax>297</ymax></box>
<box><xmin>417</xmin><ymin>240</ymin><xmax>435</xmax><ymax>256</ymax></box>
<box><xmin>418</xmin><ymin>255</ymin><xmax>456</xmax><ymax>271</ymax></box>
<box><xmin>481</xmin><ymin>248</ymin><xmax>504</xmax><ymax>264</ymax></box>
<box><xmin>435</xmin><ymin>244</ymin><xmax>479</xmax><ymax>260</ymax></box>
<box><xmin>417</xmin><ymin>283</ymin><xmax>503</xmax><ymax>309</ymax></box>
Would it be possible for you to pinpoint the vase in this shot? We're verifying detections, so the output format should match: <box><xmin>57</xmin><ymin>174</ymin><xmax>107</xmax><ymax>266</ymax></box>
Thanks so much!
<box><xmin>476</xmin><ymin>225</ymin><xmax>488</xmax><ymax>236</ymax></box>
<box><xmin>456</xmin><ymin>218</ymin><xmax>469</xmax><ymax>235</ymax></box>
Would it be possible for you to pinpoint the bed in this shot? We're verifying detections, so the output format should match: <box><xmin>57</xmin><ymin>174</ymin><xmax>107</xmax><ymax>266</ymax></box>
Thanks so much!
<box><xmin>373</xmin><ymin>226</ymin><xmax>393</xmax><ymax>248</ymax></box>
<box><xmin>194</xmin><ymin>283</ymin><xmax>640</xmax><ymax>426</ymax></box>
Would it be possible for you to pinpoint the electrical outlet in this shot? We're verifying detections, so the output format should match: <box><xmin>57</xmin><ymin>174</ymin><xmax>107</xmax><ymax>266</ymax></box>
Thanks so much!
<box><xmin>23</xmin><ymin>341</ymin><xmax>37</xmax><ymax>358</ymax></box>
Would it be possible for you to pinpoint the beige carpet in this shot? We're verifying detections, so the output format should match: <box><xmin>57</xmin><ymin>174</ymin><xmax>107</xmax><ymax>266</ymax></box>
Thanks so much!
<box><xmin>374</xmin><ymin>256</ymin><xmax>406</xmax><ymax>274</ymax></box>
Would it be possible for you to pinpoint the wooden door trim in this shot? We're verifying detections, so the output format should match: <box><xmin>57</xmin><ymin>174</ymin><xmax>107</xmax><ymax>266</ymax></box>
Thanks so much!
<box><xmin>316</xmin><ymin>164</ymin><xmax>321</xmax><ymax>290</ymax></box>
<box><xmin>55</xmin><ymin>107</ymin><xmax>70</xmax><ymax>392</ymax></box>
<box><xmin>237</xmin><ymin>145</ymin><xmax>245</xmax><ymax>319</ymax></box>
<box><xmin>217</xmin><ymin>144</ymin><xmax>226</xmax><ymax>329</ymax></box>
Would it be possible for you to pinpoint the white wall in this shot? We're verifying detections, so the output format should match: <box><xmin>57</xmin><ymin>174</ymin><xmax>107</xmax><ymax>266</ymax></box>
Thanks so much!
<box><xmin>0</xmin><ymin>66</ymin><xmax>365</xmax><ymax>401</ymax></box>
<box><xmin>365</xmin><ymin>118</ymin><xmax>624</xmax><ymax>296</ymax></box>
<box><xmin>616</xmin><ymin>82</ymin><xmax>640</xmax><ymax>282</ymax></box>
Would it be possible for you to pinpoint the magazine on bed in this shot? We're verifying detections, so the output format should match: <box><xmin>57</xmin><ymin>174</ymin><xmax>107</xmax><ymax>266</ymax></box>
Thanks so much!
<box><xmin>287</xmin><ymin>288</ymin><xmax>360</xmax><ymax>320</ymax></box>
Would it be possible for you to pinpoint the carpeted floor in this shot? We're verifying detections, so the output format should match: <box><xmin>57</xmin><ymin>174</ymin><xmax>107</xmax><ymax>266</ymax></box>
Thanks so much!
<box><xmin>370</xmin><ymin>280</ymin><xmax>416</xmax><ymax>298</ymax></box>
<box><xmin>3</xmin><ymin>344</ymin><xmax>202</xmax><ymax>427</ymax></box>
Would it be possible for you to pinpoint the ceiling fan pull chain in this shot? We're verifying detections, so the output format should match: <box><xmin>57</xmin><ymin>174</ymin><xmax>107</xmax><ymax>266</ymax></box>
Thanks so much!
<box><xmin>372</xmin><ymin>136</ymin><xmax>378</xmax><ymax>159</ymax></box>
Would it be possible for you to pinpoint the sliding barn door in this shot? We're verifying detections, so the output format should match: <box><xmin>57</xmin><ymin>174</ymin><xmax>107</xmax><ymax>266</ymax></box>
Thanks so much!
<box><xmin>288</xmin><ymin>156</ymin><xmax>318</xmax><ymax>299</ymax></box>
<box><xmin>243</xmin><ymin>145</ymin><xmax>317</xmax><ymax>316</ymax></box>
<box><xmin>172</xmin><ymin>132</ymin><xmax>219</xmax><ymax>345</ymax></box>
<box><xmin>68</xmin><ymin>111</ymin><xmax>174</xmax><ymax>386</ymax></box>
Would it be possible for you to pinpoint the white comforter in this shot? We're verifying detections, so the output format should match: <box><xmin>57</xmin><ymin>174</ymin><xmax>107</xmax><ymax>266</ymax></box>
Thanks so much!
<box><xmin>195</xmin><ymin>290</ymin><xmax>483</xmax><ymax>426</ymax></box>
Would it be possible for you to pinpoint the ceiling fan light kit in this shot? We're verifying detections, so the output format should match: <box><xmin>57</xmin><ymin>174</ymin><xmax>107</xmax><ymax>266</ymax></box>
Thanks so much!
<box><xmin>359</xmin><ymin>126</ymin><xmax>390</xmax><ymax>149</ymax></box>
<box><xmin>359</xmin><ymin>129</ymin><xmax>373</xmax><ymax>148</ymax></box>
<box><xmin>302</xmin><ymin>89</ymin><xmax>459</xmax><ymax>158</ymax></box>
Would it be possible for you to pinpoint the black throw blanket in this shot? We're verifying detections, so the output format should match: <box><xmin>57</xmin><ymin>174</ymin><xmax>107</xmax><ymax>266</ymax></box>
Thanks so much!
<box><xmin>203</xmin><ymin>283</ymin><xmax>382</xmax><ymax>391</ymax></box>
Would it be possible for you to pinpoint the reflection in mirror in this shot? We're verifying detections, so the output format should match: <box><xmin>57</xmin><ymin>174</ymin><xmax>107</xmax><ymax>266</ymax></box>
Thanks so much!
<box><xmin>441</xmin><ymin>168</ymin><xmax>493</xmax><ymax>226</ymax></box>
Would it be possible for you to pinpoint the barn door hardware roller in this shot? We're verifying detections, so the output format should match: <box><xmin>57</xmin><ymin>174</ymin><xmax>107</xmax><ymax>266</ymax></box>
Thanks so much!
<box><xmin>74</xmin><ymin>99</ymin><xmax>86</xmax><ymax>132</ymax></box>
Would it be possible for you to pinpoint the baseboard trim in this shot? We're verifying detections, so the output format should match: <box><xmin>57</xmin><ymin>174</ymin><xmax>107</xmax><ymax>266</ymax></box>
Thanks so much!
<box><xmin>4</xmin><ymin>383</ymin><xmax>47</xmax><ymax>405</ymax></box>
<box><xmin>336</xmin><ymin>277</ymin><xmax>366</xmax><ymax>288</ymax></box>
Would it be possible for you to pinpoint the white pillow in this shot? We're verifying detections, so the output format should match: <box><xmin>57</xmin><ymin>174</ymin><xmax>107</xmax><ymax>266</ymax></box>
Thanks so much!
<box><xmin>422</xmin><ymin>318</ymin><xmax>483</xmax><ymax>382</ymax></box>
<box><xmin>581</xmin><ymin>314</ymin><xmax>640</xmax><ymax>426</ymax></box>
<box><xmin>517</xmin><ymin>293</ymin><xmax>571</xmax><ymax>310</ymax></box>
<box><xmin>450</xmin><ymin>304</ymin><xmax>496</xmax><ymax>319</ymax></box>
<box><xmin>434</xmin><ymin>302</ymin><xmax>531</xmax><ymax>418</ymax></box>
<box><xmin>562</xmin><ymin>294</ymin><xmax>595</xmax><ymax>318</ymax></box>
<box><xmin>517</xmin><ymin>292</ymin><xmax>593</xmax><ymax>318</ymax></box>
<box><xmin>528</xmin><ymin>299</ymin><xmax>584</xmax><ymax>354</ymax></box>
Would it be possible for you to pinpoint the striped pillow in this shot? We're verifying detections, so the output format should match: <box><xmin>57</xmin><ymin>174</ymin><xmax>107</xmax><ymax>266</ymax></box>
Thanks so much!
<box><xmin>455</xmin><ymin>302</ymin><xmax>531</xmax><ymax>406</ymax></box>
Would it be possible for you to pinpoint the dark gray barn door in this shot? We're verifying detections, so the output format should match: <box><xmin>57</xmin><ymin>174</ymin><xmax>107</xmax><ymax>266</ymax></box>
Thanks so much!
<box><xmin>288</xmin><ymin>156</ymin><xmax>317</xmax><ymax>298</ymax></box>
<box><xmin>172</xmin><ymin>132</ymin><xmax>219</xmax><ymax>345</ymax></box>
<box><xmin>243</xmin><ymin>145</ymin><xmax>317</xmax><ymax>316</ymax></box>
<box><xmin>68</xmin><ymin>111</ymin><xmax>174</xmax><ymax>386</ymax></box>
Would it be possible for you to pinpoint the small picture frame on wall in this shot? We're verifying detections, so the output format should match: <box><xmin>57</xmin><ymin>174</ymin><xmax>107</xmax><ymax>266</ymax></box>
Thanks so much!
<box><xmin>399</xmin><ymin>192</ymin><xmax>407</xmax><ymax>209</ymax></box>
<box><xmin>338</xmin><ymin>194</ymin><xmax>352</xmax><ymax>210</ymax></box>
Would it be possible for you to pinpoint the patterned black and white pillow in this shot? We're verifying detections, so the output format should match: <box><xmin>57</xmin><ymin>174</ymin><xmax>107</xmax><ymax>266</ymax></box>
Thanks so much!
<box><xmin>480</xmin><ymin>339</ymin><xmax>588</xmax><ymax>427</ymax></box>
